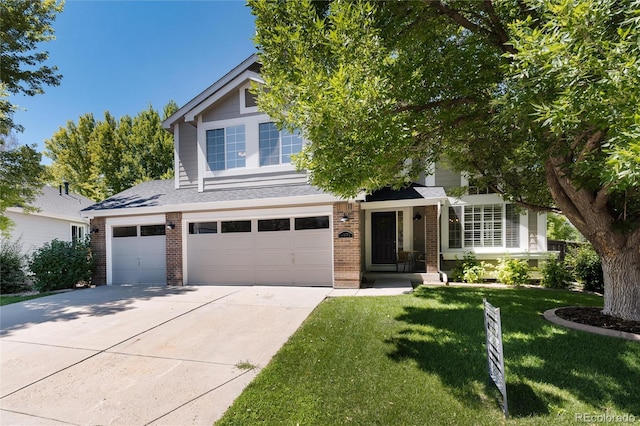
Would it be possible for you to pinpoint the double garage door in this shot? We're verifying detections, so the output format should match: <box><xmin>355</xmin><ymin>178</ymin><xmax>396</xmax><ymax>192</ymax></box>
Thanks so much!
<box><xmin>110</xmin><ymin>212</ymin><xmax>333</xmax><ymax>286</ymax></box>
<box><xmin>186</xmin><ymin>215</ymin><xmax>333</xmax><ymax>286</ymax></box>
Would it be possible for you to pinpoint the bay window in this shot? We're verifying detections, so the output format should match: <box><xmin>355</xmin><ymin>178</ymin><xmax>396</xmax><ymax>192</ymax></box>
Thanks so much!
<box><xmin>448</xmin><ymin>204</ymin><xmax>520</xmax><ymax>249</ymax></box>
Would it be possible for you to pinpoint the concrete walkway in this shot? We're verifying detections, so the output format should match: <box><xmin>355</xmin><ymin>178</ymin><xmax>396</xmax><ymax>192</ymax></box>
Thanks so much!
<box><xmin>0</xmin><ymin>281</ymin><xmax>413</xmax><ymax>426</ymax></box>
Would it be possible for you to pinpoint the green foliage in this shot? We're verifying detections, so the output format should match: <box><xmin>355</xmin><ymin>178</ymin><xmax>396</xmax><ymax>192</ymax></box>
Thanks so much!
<box><xmin>566</xmin><ymin>245</ymin><xmax>604</xmax><ymax>293</ymax></box>
<box><xmin>0</xmin><ymin>237</ymin><xmax>30</xmax><ymax>294</ymax></box>
<box><xmin>219</xmin><ymin>287</ymin><xmax>638</xmax><ymax>425</ymax></box>
<box><xmin>0</xmin><ymin>0</ymin><xmax>64</xmax><ymax>135</ymax></box>
<box><xmin>451</xmin><ymin>252</ymin><xmax>486</xmax><ymax>283</ymax></box>
<box><xmin>29</xmin><ymin>238</ymin><xmax>93</xmax><ymax>292</ymax></box>
<box><xmin>45</xmin><ymin>101</ymin><xmax>178</xmax><ymax>200</ymax></box>
<box><xmin>496</xmin><ymin>257</ymin><xmax>531</xmax><ymax>286</ymax></box>
<box><xmin>540</xmin><ymin>255</ymin><xmax>573</xmax><ymax>289</ymax></box>
<box><xmin>547</xmin><ymin>213</ymin><xmax>581</xmax><ymax>242</ymax></box>
<box><xmin>0</xmin><ymin>140</ymin><xmax>49</xmax><ymax>231</ymax></box>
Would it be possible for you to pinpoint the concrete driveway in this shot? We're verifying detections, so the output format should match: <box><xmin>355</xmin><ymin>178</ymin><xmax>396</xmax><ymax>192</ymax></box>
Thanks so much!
<box><xmin>0</xmin><ymin>284</ymin><xmax>331</xmax><ymax>425</ymax></box>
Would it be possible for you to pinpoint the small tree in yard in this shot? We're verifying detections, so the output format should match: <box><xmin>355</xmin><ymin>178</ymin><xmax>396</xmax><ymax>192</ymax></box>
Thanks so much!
<box><xmin>0</xmin><ymin>237</ymin><xmax>30</xmax><ymax>294</ymax></box>
<box><xmin>30</xmin><ymin>239</ymin><xmax>93</xmax><ymax>292</ymax></box>
<box><xmin>251</xmin><ymin>0</ymin><xmax>640</xmax><ymax>320</ymax></box>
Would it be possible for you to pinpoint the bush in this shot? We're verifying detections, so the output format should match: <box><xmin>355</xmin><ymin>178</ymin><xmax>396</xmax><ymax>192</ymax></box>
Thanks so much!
<box><xmin>540</xmin><ymin>255</ymin><xmax>572</xmax><ymax>289</ymax></box>
<box><xmin>0</xmin><ymin>237</ymin><xmax>30</xmax><ymax>294</ymax></box>
<box><xmin>566</xmin><ymin>244</ymin><xmax>604</xmax><ymax>293</ymax></box>
<box><xmin>30</xmin><ymin>238</ymin><xmax>93</xmax><ymax>292</ymax></box>
<box><xmin>496</xmin><ymin>257</ymin><xmax>531</xmax><ymax>286</ymax></box>
<box><xmin>451</xmin><ymin>252</ymin><xmax>486</xmax><ymax>283</ymax></box>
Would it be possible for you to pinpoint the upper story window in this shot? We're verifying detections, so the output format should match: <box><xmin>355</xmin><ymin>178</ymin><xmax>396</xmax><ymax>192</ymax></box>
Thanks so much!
<box><xmin>240</xmin><ymin>82</ymin><xmax>259</xmax><ymax>114</ymax></box>
<box><xmin>259</xmin><ymin>122</ymin><xmax>303</xmax><ymax>166</ymax></box>
<box><xmin>207</xmin><ymin>125</ymin><xmax>246</xmax><ymax>171</ymax></box>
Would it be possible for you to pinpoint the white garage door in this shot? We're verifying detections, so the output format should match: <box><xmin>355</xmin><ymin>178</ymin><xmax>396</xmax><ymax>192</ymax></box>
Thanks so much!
<box><xmin>111</xmin><ymin>224</ymin><xmax>166</xmax><ymax>284</ymax></box>
<box><xmin>187</xmin><ymin>215</ymin><xmax>332</xmax><ymax>286</ymax></box>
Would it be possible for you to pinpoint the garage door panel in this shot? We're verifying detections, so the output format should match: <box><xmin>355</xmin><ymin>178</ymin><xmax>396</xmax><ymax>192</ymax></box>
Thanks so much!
<box><xmin>187</xmin><ymin>214</ymin><xmax>332</xmax><ymax>286</ymax></box>
<box><xmin>294</xmin><ymin>251</ymin><xmax>332</xmax><ymax>266</ymax></box>
<box><xmin>256</xmin><ymin>250</ymin><xmax>291</xmax><ymax>266</ymax></box>
<box><xmin>256</xmin><ymin>234</ymin><xmax>293</xmax><ymax>249</ymax></box>
<box><xmin>111</xmin><ymin>228</ymin><xmax>166</xmax><ymax>285</ymax></box>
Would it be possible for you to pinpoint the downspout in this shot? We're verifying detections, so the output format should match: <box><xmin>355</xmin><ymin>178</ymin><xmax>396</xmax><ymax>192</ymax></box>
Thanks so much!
<box><xmin>437</xmin><ymin>201</ymin><xmax>449</xmax><ymax>284</ymax></box>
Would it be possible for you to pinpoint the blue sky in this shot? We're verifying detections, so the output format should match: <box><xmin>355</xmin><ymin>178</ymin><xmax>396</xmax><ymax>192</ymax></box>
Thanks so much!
<box><xmin>10</xmin><ymin>0</ymin><xmax>257</xmax><ymax>164</ymax></box>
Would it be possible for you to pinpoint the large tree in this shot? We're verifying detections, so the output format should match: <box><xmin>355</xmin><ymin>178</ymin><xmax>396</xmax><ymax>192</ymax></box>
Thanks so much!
<box><xmin>45</xmin><ymin>102</ymin><xmax>178</xmax><ymax>200</ymax></box>
<box><xmin>0</xmin><ymin>136</ymin><xmax>48</xmax><ymax>233</ymax></box>
<box><xmin>250</xmin><ymin>0</ymin><xmax>640</xmax><ymax>320</ymax></box>
<box><xmin>0</xmin><ymin>0</ymin><xmax>64</xmax><ymax>135</ymax></box>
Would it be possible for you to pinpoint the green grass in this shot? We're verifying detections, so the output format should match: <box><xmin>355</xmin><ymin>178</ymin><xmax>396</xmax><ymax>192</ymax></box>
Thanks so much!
<box><xmin>217</xmin><ymin>286</ymin><xmax>640</xmax><ymax>425</ymax></box>
<box><xmin>0</xmin><ymin>293</ymin><xmax>51</xmax><ymax>306</ymax></box>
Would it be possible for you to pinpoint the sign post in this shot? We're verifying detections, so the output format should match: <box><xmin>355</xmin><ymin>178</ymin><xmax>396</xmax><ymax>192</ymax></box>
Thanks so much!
<box><xmin>483</xmin><ymin>298</ymin><xmax>508</xmax><ymax>418</ymax></box>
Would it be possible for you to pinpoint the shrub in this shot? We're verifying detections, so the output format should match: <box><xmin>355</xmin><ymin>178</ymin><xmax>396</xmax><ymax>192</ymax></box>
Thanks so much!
<box><xmin>451</xmin><ymin>252</ymin><xmax>486</xmax><ymax>283</ymax></box>
<box><xmin>566</xmin><ymin>244</ymin><xmax>604</xmax><ymax>293</ymax></box>
<box><xmin>496</xmin><ymin>257</ymin><xmax>531</xmax><ymax>286</ymax></box>
<box><xmin>540</xmin><ymin>255</ymin><xmax>572</xmax><ymax>289</ymax></box>
<box><xmin>30</xmin><ymin>238</ymin><xmax>93</xmax><ymax>292</ymax></box>
<box><xmin>0</xmin><ymin>237</ymin><xmax>30</xmax><ymax>294</ymax></box>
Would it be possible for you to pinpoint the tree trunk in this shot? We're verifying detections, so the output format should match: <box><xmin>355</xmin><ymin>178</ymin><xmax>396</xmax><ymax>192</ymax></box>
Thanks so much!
<box><xmin>545</xmin><ymin>156</ymin><xmax>640</xmax><ymax>322</ymax></box>
<box><xmin>601</xmin><ymin>248</ymin><xmax>640</xmax><ymax>322</ymax></box>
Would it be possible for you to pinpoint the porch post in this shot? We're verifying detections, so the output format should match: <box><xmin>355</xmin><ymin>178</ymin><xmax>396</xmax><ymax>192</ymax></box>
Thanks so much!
<box><xmin>333</xmin><ymin>202</ymin><xmax>362</xmax><ymax>288</ymax></box>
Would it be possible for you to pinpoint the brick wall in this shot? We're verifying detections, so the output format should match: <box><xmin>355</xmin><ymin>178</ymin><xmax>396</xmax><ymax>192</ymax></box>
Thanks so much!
<box><xmin>165</xmin><ymin>212</ymin><xmax>183</xmax><ymax>286</ymax></box>
<box><xmin>425</xmin><ymin>205</ymin><xmax>439</xmax><ymax>273</ymax></box>
<box><xmin>89</xmin><ymin>217</ymin><xmax>106</xmax><ymax>285</ymax></box>
<box><xmin>333</xmin><ymin>202</ymin><xmax>361</xmax><ymax>288</ymax></box>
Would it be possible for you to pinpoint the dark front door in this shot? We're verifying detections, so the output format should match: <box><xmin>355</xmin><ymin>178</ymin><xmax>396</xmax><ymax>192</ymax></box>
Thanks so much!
<box><xmin>371</xmin><ymin>212</ymin><xmax>396</xmax><ymax>264</ymax></box>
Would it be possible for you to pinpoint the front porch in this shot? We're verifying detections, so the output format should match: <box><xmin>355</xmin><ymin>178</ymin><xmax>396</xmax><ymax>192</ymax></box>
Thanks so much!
<box><xmin>362</xmin><ymin>271</ymin><xmax>442</xmax><ymax>285</ymax></box>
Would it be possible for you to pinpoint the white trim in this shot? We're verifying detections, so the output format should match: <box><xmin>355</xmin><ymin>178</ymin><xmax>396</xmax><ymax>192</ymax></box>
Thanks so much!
<box><xmin>239</xmin><ymin>81</ymin><xmax>259</xmax><ymax>115</ymax></box>
<box><xmin>163</xmin><ymin>54</ymin><xmax>258</xmax><ymax>130</ymax></box>
<box><xmin>105</xmin><ymin>214</ymin><xmax>166</xmax><ymax>286</ymax></box>
<box><xmin>197</xmin><ymin>115</ymin><xmax>205</xmax><ymax>192</ymax></box>
<box><xmin>364</xmin><ymin>207</ymin><xmax>413</xmax><ymax>272</ymax></box>
<box><xmin>360</xmin><ymin>197</ymin><xmax>447</xmax><ymax>210</ymax></box>
<box><xmin>183</xmin><ymin>205</ymin><xmax>333</xmax><ymax>222</ymax></box>
<box><xmin>174</xmin><ymin>124</ymin><xmax>180</xmax><ymax>190</ymax></box>
<box><xmin>84</xmin><ymin>193</ymin><xmax>343</xmax><ymax>218</ymax></box>
<box><xmin>184</xmin><ymin>71</ymin><xmax>263</xmax><ymax>123</ymax></box>
<box><xmin>197</xmin><ymin>114</ymin><xmax>299</xmax><ymax>184</ymax></box>
<box><xmin>6</xmin><ymin>207</ymin><xmax>89</xmax><ymax>224</ymax></box>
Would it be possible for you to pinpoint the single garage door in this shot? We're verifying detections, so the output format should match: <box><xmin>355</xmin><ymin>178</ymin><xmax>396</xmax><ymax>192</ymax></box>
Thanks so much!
<box><xmin>111</xmin><ymin>224</ymin><xmax>166</xmax><ymax>284</ymax></box>
<box><xmin>187</xmin><ymin>215</ymin><xmax>332</xmax><ymax>286</ymax></box>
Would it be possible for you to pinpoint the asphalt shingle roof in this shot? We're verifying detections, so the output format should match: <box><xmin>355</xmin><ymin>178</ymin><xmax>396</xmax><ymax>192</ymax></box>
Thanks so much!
<box><xmin>29</xmin><ymin>185</ymin><xmax>95</xmax><ymax>218</ymax></box>
<box><xmin>83</xmin><ymin>180</ymin><xmax>329</xmax><ymax>212</ymax></box>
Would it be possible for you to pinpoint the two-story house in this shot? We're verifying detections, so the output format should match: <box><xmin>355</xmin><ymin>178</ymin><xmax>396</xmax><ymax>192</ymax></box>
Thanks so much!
<box><xmin>83</xmin><ymin>54</ymin><xmax>549</xmax><ymax>288</ymax></box>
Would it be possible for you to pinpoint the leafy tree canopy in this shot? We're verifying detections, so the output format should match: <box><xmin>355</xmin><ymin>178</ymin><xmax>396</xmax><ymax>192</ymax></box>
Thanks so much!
<box><xmin>251</xmin><ymin>0</ymin><xmax>640</xmax><ymax>320</ymax></box>
<box><xmin>0</xmin><ymin>137</ymin><xmax>49</xmax><ymax>233</ymax></box>
<box><xmin>0</xmin><ymin>0</ymin><xmax>64</xmax><ymax>135</ymax></box>
<box><xmin>45</xmin><ymin>101</ymin><xmax>178</xmax><ymax>201</ymax></box>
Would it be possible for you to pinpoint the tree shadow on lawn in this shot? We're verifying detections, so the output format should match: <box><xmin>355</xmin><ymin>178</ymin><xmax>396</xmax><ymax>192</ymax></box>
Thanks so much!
<box><xmin>386</xmin><ymin>286</ymin><xmax>640</xmax><ymax>418</ymax></box>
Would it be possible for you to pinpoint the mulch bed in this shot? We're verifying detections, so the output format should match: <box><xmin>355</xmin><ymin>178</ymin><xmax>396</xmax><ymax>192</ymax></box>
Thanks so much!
<box><xmin>555</xmin><ymin>307</ymin><xmax>640</xmax><ymax>335</ymax></box>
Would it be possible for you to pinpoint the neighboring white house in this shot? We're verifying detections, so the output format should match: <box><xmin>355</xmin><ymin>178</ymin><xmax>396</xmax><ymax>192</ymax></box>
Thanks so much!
<box><xmin>83</xmin><ymin>54</ymin><xmax>550</xmax><ymax>288</ymax></box>
<box><xmin>5</xmin><ymin>184</ymin><xmax>94</xmax><ymax>256</ymax></box>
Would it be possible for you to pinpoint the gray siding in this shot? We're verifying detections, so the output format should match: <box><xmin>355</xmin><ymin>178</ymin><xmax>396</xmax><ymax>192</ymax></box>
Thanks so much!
<box><xmin>434</xmin><ymin>164</ymin><xmax>461</xmax><ymax>190</ymax></box>
<box><xmin>202</xmin><ymin>91</ymin><xmax>240</xmax><ymax>122</ymax></box>
<box><xmin>178</xmin><ymin>122</ymin><xmax>198</xmax><ymax>188</ymax></box>
<box><xmin>203</xmin><ymin>170</ymin><xmax>309</xmax><ymax>191</ymax></box>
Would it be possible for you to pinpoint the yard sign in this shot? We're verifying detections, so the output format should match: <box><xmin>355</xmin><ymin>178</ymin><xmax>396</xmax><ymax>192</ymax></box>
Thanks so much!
<box><xmin>483</xmin><ymin>298</ymin><xmax>508</xmax><ymax>418</ymax></box>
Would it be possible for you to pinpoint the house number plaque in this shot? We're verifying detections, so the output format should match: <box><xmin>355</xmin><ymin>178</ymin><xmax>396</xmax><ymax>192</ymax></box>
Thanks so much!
<box><xmin>338</xmin><ymin>231</ymin><xmax>353</xmax><ymax>238</ymax></box>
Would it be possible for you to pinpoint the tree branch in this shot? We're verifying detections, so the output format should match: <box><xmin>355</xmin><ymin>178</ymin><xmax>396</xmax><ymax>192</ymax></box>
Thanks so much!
<box><xmin>394</xmin><ymin>97</ymin><xmax>477</xmax><ymax>113</ymax></box>
<box><xmin>481</xmin><ymin>0</ymin><xmax>517</xmax><ymax>54</ymax></box>
<box><xmin>425</xmin><ymin>0</ymin><xmax>517</xmax><ymax>54</ymax></box>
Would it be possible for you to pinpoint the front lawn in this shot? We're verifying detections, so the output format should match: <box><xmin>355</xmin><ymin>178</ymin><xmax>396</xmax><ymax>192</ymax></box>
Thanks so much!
<box><xmin>217</xmin><ymin>286</ymin><xmax>639</xmax><ymax>425</ymax></box>
<box><xmin>0</xmin><ymin>293</ymin><xmax>51</xmax><ymax>306</ymax></box>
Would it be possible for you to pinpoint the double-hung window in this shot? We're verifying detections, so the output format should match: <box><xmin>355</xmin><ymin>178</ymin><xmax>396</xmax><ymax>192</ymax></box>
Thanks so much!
<box><xmin>258</xmin><ymin>122</ymin><xmax>302</xmax><ymax>166</ymax></box>
<box><xmin>206</xmin><ymin>125</ymin><xmax>246</xmax><ymax>171</ymax></box>
<box><xmin>449</xmin><ymin>204</ymin><xmax>517</xmax><ymax>248</ymax></box>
